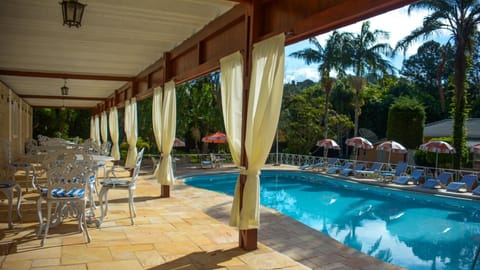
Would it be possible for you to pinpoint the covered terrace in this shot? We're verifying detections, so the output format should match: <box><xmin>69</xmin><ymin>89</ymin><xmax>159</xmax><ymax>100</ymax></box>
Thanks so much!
<box><xmin>0</xmin><ymin>0</ymin><xmax>416</xmax><ymax>265</ymax></box>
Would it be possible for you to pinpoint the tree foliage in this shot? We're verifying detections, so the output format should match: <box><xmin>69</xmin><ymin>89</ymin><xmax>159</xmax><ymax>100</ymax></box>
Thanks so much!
<box><xmin>395</xmin><ymin>0</ymin><xmax>480</xmax><ymax>168</ymax></box>
<box><xmin>387</xmin><ymin>96</ymin><xmax>425</xmax><ymax>149</ymax></box>
<box><xmin>33</xmin><ymin>108</ymin><xmax>91</xmax><ymax>140</ymax></box>
<box><xmin>176</xmin><ymin>72</ymin><xmax>224</xmax><ymax>153</ymax></box>
<box><xmin>280</xmin><ymin>82</ymin><xmax>353</xmax><ymax>154</ymax></box>
<box><xmin>401</xmin><ymin>41</ymin><xmax>455</xmax><ymax>121</ymax></box>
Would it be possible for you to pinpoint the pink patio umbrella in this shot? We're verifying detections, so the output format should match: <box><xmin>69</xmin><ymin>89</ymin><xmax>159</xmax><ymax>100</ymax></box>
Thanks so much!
<box><xmin>345</xmin><ymin>137</ymin><xmax>373</xmax><ymax>161</ymax></box>
<box><xmin>376</xmin><ymin>140</ymin><xmax>407</xmax><ymax>165</ymax></box>
<box><xmin>471</xmin><ymin>144</ymin><xmax>480</xmax><ymax>154</ymax></box>
<box><xmin>202</xmin><ymin>132</ymin><xmax>227</xmax><ymax>144</ymax></box>
<box><xmin>419</xmin><ymin>140</ymin><xmax>456</xmax><ymax>172</ymax></box>
<box><xmin>173</xmin><ymin>138</ymin><xmax>186</xmax><ymax>147</ymax></box>
<box><xmin>316</xmin><ymin>139</ymin><xmax>340</xmax><ymax>160</ymax></box>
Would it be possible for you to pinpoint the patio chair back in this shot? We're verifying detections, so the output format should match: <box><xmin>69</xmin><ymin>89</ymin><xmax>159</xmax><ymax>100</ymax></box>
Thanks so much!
<box><xmin>369</xmin><ymin>162</ymin><xmax>382</xmax><ymax>172</ymax></box>
<box><xmin>460</xmin><ymin>174</ymin><xmax>478</xmax><ymax>190</ymax></box>
<box><xmin>438</xmin><ymin>172</ymin><xmax>453</xmax><ymax>186</ymax></box>
<box><xmin>394</xmin><ymin>162</ymin><xmax>407</xmax><ymax>176</ymax></box>
<box><xmin>411</xmin><ymin>169</ymin><xmax>424</xmax><ymax>183</ymax></box>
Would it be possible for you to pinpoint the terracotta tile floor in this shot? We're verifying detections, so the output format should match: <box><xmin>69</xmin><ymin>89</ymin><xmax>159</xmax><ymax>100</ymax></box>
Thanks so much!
<box><xmin>0</xmin><ymin>163</ymin><xmax>404</xmax><ymax>270</ymax></box>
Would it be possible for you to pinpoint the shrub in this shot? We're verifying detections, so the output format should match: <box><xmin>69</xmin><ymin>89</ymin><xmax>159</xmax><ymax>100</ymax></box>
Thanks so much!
<box><xmin>386</xmin><ymin>97</ymin><xmax>425</xmax><ymax>149</ymax></box>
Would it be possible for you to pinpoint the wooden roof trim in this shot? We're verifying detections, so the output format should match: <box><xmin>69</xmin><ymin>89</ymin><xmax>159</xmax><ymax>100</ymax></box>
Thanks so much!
<box><xmin>19</xmin><ymin>95</ymin><xmax>105</xmax><ymax>101</ymax></box>
<box><xmin>0</xmin><ymin>69</ymin><xmax>134</xmax><ymax>82</ymax></box>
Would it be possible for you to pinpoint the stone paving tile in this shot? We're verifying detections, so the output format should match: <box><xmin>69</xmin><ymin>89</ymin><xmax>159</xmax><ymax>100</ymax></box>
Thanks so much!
<box><xmin>61</xmin><ymin>245</ymin><xmax>112</xmax><ymax>264</ymax></box>
<box><xmin>109</xmin><ymin>243</ymin><xmax>154</xmax><ymax>261</ymax></box>
<box><xmin>30</xmin><ymin>257</ymin><xmax>60</xmax><ymax>268</ymax></box>
<box><xmin>88</xmin><ymin>260</ymin><xmax>143</xmax><ymax>270</ymax></box>
<box><xmin>0</xmin><ymin>165</ymin><xmax>407</xmax><ymax>270</ymax></box>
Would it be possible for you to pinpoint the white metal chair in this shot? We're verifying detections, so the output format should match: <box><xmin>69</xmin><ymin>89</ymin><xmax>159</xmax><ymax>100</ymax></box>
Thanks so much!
<box><xmin>36</xmin><ymin>151</ymin><xmax>91</xmax><ymax>246</ymax></box>
<box><xmin>0</xmin><ymin>167</ymin><xmax>22</xmax><ymax>229</ymax></box>
<box><xmin>98</xmin><ymin>148</ymin><xmax>144</xmax><ymax>226</ymax></box>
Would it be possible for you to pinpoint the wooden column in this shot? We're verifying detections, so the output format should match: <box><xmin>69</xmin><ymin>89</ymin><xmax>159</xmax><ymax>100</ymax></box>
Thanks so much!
<box><xmin>238</xmin><ymin>1</ymin><xmax>257</xmax><ymax>251</ymax></box>
<box><xmin>161</xmin><ymin>52</ymin><xmax>171</xmax><ymax>198</ymax></box>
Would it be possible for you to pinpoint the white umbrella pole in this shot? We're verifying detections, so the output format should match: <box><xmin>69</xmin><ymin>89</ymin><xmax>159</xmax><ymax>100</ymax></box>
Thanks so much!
<box><xmin>435</xmin><ymin>152</ymin><xmax>439</xmax><ymax>177</ymax></box>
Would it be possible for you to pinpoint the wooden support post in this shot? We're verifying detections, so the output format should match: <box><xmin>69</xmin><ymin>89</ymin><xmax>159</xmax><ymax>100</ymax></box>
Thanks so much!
<box><xmin>161</xmin><ymin>185</ymin><xmax>170</xmax><ymax>198</ymax></box>
<box><xmin>238</xmin><ymin>1</ymin><xmax>257</xmax><ymax>251</ymax></box>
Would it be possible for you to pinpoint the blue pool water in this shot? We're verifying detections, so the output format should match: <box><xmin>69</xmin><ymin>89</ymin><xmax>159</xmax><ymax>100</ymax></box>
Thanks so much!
<box><xmin>184</xmin><ymin>170</ymin><xmax>480</xmax><ymax>270</ymax></box>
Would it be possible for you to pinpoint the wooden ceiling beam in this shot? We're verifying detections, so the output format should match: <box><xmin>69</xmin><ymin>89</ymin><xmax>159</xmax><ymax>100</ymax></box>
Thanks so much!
<box><xmin>19</xmin><ymin>94</ymin><xmax>105</xmax><ymax>101</ymax></box>
<box><xmin>0</xmin><ymin>69</ymin><xmax>134</xmax><ymax>82</ymax></box>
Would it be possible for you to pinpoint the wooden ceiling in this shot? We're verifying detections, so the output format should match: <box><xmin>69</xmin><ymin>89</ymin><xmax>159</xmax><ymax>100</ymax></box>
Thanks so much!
<box><xmin>0</xmin><ymin>0</ymin><xmax>417</xmax><ymax>111</ymax></box>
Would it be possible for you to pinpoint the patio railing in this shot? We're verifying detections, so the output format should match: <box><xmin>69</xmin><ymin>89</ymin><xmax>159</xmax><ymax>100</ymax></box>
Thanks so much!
<box><xmin>165</xmin><ymin>152</ymin><xmax>478</xmax><ymax>183</ymax></box>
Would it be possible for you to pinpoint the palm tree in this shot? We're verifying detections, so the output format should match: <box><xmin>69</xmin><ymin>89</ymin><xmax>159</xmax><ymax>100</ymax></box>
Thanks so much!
<box><xmin>395</xmin><ymin>0</ymin><xmax>480</xmax><ymax>169</ymax></box>
<box><xmin>290</xmin><ymin>31</ymin><xmax>347</xmax><ymax>138</ymax></box>
<box><xmin>343</xmin><ymin>21</ymin><xmax>395</xmax><ymax>137</ymax></box>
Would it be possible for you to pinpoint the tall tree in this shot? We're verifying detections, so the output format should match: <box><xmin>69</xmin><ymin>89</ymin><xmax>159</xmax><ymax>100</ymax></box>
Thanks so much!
<box><xmin>401</xmin><ymin>41</ymin><xmax>455</xmax><ymax>117</ymax></box>
<box><xmin>176</xmin><ymin>72</ymin><xmax>224</xmax><ymax>153</ymax></box>
<box><xmin>343</xmin><ymin>21</ymin><xmax>395</xmax><ymax>137</ymax></box>
<box><xmin>400</xmin><ymin>41</ymin><xmax>455</xmax><ymax>122</ymax></box>
<box><xmin>289</xmin><ymin>31</ymin><xmax>348</xmax><ymax>138</ymax></box>
<box><xmin>395</xmin><ymin>0</ymin><xmax>480</xmax><ymax>169</ymax></box>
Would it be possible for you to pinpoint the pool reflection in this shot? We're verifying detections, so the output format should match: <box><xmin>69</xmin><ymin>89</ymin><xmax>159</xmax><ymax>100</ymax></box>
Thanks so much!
<box><xmin>185</xmin><ymin>171</ymin><xmax>480</xmax><ymax>270</ymax></box>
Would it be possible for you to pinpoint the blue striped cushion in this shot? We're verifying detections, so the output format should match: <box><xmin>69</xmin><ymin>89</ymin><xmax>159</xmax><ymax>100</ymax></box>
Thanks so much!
<box><xmin>50</xmin><ymin>188</ymin><xmax>85</xmax><ymax>198</ymax></box>
<box><xmin>89</xmin><ymin>175</ymin><xmax>96</xmax><ymax>183</ymax></box>
<box><xmin>66</xmin><ymin>188</ymin><xmax>85</xmax><ymax>197</ymax></box>
<box><xmin>11</xmin><ymin>162</ymin><xmax>29</xmax><ymax>167</ymax></box>
<box><xmin>51</xmin><ymin>188</ymin><xmax>65</xmax><ymax>197</ymax></box>
<box><xmin>0</xmin><ymin>182</ymin><xmax>15</xmax><ymax>188</ymax></box>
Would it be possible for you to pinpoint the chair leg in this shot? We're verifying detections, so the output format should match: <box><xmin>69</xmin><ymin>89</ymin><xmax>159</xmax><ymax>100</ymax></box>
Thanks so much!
<box><xmin>130</xmin><ymin>190</ymin><xmax>136</xmax><ymax>218</ymax></box>
<box><xmin>80</xmin><ymin>202</ymin><xmax>91</xmax><ymax>243</ymax></box>
<box><xmin>128</xmin><ymin>189</ymin><xmax>135</xmax><ymax>225</ymax></box>
<box><xmin>89</xmin><ymin>181</ymin><xmax>97</xmax><ymax>210</ymax></box>
<box><xmin>98</xmin><ymin>187</ymin><xmax>109</xmax><ymax>225</ymax></box>
<box><xmin>36</xmin><ymin>196</ymin><xmax>44</xmax><ymax>237</ymax></box>
<box><xmin>14</xmin><ymin>184</ymin><xmax>23</xmax><ymax>220</ymax></box>
<box><xmin>42</xmin><ymin>202</ymin><xmax>53</xmax><ymax>246</ymax></box>
<box><xmin>1</xmin><ymin>189</ymin><xmax>14</xmax><ymax>229</ymax></box>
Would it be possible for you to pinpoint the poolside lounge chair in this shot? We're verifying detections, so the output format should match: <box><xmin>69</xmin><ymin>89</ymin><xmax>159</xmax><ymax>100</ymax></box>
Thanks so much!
<box><xmin>317</xmin><ymin>158</ymin><xmax>338</xmax><ymax>170</ymax></box>
<box><xmin>354</xmin><ymin>162</ymin><xmax>382</xmax><ymax>178</ymax></box>
<box><xmin>445</xmin><ymin>174</ymin><xmax>478</xmax><ymax>193</ymax></box>
<box><xmin>327</xmin><ymin>162</ymin><xmax>352</xmax><ymax>174</ymax></box>
<box><xmin>379</xmin><ymin>162</ymin><xmax>407</xmax><ymax>182</ymax></box>
<box><xmin>200</xmin><ymin>154</ymin><xmax>219</xmax><ymax>168</ymax></box>
<box><xmin>472</xmin><ymin>185</ymin><xmax>480</xmax><ymax>196</ymax></box>
<box><xmin>394</xmin><ymin>169</ymin><xmax>424</xmax><ymax>185</ymax></box>
<box><xmin>422</xmin><ymin>172</ymin><xmax>453</xmax><ymax>189</ymax></box>
<box><xmin>299</xmin><ymin>161</ymin><xmax>323</xmax><ymax>170</ymax></box>
<box><xmin>340</xmin><ymin>163</ymin><xmax>365</xmax><ymax>176</ymax></box>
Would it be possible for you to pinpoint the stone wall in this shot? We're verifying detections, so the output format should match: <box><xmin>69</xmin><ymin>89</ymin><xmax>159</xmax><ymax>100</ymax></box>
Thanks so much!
<box><xmin>0</xmin><ymin>81</ymin><xmax>32</xmax><ymax>168</ymax></box>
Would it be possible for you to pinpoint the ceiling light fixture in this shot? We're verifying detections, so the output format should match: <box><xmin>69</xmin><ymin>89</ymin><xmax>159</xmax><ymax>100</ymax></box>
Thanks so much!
<box><xmin>60</xmin><ymin>0</ymin><xmax>86</xmax><ymax>28</ymax></box>
<box><xmin>61</xmin><ymin>79</ymin><xmax>69</xmax><ymax>96</ymax></box>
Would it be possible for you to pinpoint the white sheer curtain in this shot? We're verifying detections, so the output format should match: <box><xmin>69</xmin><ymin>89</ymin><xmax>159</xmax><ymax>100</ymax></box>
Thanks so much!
<box><xmin>152</xmin><ymin>81</ymin><xmax>176</xmax><ymax>185</ymax></box>
<box><xmin>124</xmin><ymin>98</ymin><xmax>138</xmax><ymax>168</ymax></box>
<box><xmin>229</xmin><ymin>33</ymin><xmax>285</xmax><ymax>229</ymax></box>
<box><xmin>90</xmin><ymin>117</ymin><xmax>95</xmax><ymax>141</ymax></box>
<box><xmin>94</xmin><ymin>115</ymin><xmax>101</xmax><ymax>147</ymax></box>
<box><xmin>152</xmin><ymin>86</ymin><xmax>163</xmax><ymax>176</ymax></box>
<box><xmin>220</xmin><ymin>51</ymin><xmax>243</xmax><ymax>167</ymax></box>
<box><xmin>220</xmin><ymin>51</ymin><xmax>244</xmax><ymax>226</ymax></box>
<box><xmin>100</xmin><ymin>111</ymin><xmax>108</xmax><ymax>145</ymax></box>
<box><xmin>109</xmin><ymin>107</ymin><xmax>121</xmax><ymax>160</ymax></box>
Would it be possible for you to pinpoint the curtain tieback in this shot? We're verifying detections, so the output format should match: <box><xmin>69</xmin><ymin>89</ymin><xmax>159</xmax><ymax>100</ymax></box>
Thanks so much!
<box><xmin>239</xmin><ymin>168</ymin><xmax>259</xmax><ymax>178</ymax></box>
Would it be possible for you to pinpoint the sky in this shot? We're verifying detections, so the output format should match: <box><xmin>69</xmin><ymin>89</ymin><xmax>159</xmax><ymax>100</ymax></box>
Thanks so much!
<box><xmin>284</xmin><ymin>6</ymin><xmax>447</xmax><ymax>83</ymax></box>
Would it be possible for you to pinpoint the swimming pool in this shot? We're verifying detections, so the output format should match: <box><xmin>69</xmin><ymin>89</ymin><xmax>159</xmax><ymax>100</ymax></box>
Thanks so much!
<box><xmin>184</xmin><ymin>170</ymin><xmax>480</xmax><ymax>270</ymax></box>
